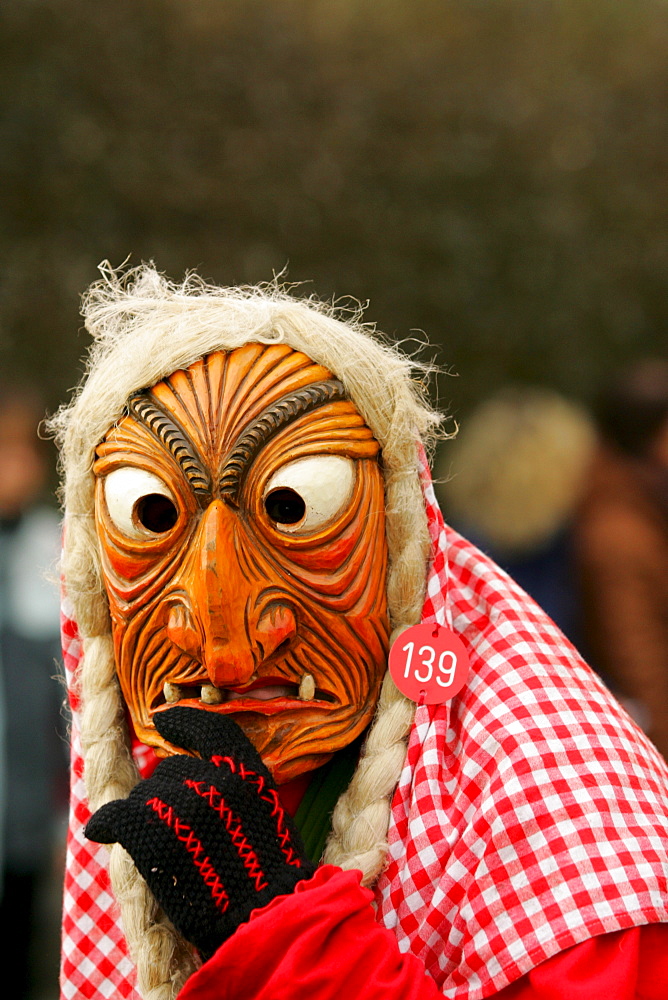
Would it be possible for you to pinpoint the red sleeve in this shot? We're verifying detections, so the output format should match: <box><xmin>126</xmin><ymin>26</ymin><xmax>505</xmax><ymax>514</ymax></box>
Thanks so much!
<box><xmin>494</xmin><ymin>923</ymin><xmax>668</xmax><ymax>1000</ymax></box>
<box><xmin>178</xmin><ymin>864</ymin><xmax>668</xmax><ymax>1000</ymax></box>
<box><xmin>177</xmin><ymin>865</ymin><xmax>441</xmax><ymax>1000</ymax></box>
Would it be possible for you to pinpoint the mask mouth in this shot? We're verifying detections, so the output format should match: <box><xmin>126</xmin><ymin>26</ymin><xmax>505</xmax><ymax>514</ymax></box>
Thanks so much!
<box><xmin>150</xmin><ymin>674</ymin><xmax>337</xmax><ymax>718</ymax></box>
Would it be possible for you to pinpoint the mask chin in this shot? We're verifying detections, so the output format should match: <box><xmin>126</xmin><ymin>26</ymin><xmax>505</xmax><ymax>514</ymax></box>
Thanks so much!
<box><xmin>263</xmin><ymin>747</ymin><xmax>337</xmax><ymax>785</ymax></box>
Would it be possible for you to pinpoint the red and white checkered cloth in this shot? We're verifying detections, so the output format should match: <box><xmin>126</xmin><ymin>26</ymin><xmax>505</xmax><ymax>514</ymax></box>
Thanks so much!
<box><xmin>60</xmin><ymin>453</ymin><xmax>668</xmax><ymax>1000</ymax></box>
<box><xmin>60</xmin><ymin>602</ymin><xmax>156</xmax><ymax>1000</ymax></box>
<box><xmin>374</xmin><ymin>450</ymin><xmax>668</xmax><ymax>997</ymax></box>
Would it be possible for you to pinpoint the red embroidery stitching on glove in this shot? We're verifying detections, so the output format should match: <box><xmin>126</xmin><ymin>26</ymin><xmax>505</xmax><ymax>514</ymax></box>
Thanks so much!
<box><xmin>147</xmin><ymin>796</ymin><xmax>230</xmax><ymax>911</ymax></box>
<box><xmin>211</xmin><ymin>757</ymin><xmax>302</xmax><ymax>867</ymax></box>
<box><xmin>183</xmin><ymin>779</ymin><xmax>268</xmax><ymax>890</ymax></box>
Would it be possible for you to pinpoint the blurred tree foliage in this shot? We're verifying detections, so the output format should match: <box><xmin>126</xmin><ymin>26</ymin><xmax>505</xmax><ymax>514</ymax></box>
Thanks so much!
<box><xmin>1</xmin><ymin>0</ymin><xmax>667</xmax><ymax>425</ymax></box>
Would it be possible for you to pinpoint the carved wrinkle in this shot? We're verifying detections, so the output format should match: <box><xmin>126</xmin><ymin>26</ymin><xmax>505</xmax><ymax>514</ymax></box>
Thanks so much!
<box><xmin>128</xmin><ymin>393</ymin><xmax>211</xmax><ymax>499</ymax></box>
<box><xmin>219</xmin><ymin>380</ymin><xmax>346</xmax><ymax>504</ymax></box>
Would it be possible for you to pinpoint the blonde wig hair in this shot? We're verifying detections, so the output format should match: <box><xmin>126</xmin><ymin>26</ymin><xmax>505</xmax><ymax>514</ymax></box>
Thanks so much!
<box><xmin>51</xmin><ymin>264</ymin><xmax>442</xmax><ymax>1000</ymax></box>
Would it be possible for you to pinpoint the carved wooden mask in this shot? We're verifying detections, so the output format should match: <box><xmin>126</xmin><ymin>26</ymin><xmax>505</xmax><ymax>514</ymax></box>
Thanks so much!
<box><xmin>93</xmin><ymin>344</ymin><xmax>389</xmax><ymax>783</ymax></box>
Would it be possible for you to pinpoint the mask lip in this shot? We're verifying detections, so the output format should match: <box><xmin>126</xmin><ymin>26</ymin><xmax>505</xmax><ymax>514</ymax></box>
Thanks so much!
<box><xmin>149</xmin><ymin>678</ymin><xmax>339</xmax><ymax>719</ymax></box>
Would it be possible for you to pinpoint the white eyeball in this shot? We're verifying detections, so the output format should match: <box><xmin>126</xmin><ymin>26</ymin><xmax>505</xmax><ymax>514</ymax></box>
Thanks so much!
<box><xmin>263</xmin><ymin>455</ymin><xmax>355</xmax><ymax>534</ymax></box>
<box><xmin>103</xmin><ymin>468</ymin><xmax>179</xmax><ymax>538</ymax></box>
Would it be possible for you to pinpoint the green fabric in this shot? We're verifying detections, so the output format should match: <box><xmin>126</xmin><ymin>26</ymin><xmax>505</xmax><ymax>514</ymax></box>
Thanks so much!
<box><xmin>294</xmin><ymin>740</ymin><xmax>361</xmax><ymax>864</ymax></box>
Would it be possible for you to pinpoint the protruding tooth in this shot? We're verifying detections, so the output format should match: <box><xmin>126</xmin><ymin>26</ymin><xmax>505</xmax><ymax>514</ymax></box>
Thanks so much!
<box><xmin>201</xmin><ymin>684</ymin><xmax>224</xmax><ymax>705</ymax></box>
<box><xmin>298</xmin><ymin>674</ymin><xmax>315</xmax><ymax>702</ymax></box>
<box><xmin>163</xmin><ymin>682</ymin><xmax>183</xmax><ymax>704</ymax></box>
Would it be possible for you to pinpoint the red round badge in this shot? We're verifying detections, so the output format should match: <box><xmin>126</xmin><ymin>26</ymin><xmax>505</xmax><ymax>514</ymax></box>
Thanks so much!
<box><xmin>388</xmin><ymin>622</ymin><xmax>470</xmax><ymax>704</ymax></box>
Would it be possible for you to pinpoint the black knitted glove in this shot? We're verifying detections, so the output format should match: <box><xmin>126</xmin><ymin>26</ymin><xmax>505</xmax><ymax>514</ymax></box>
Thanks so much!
<box><xmin>84</xmin><ymin>707</ymin><xmax>317</xmax><ymax>959</ymax></box>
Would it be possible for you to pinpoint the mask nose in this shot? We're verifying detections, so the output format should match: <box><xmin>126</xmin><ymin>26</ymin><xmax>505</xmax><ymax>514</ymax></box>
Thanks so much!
<box><xmin>166</xmin><ymin>500</ymin><xmax>296</xmax><ymax>688</ymax></box>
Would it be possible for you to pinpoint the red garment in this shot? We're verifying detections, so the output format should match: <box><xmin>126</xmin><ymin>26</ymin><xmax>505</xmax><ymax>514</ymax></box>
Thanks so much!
<box><xmin>495</xmin><ymin>924</ymin><xmax>668</xmax><ymax>999</ymax></box>
<box><xmin>180</xmin><ymin>866</ymin><xmax>668</xmax><ymax>1000</ymax></box>
<box><xmin>179</xmin><ymin>866</ymin><xmax>443</xmax><ymax>1000</ymax></box>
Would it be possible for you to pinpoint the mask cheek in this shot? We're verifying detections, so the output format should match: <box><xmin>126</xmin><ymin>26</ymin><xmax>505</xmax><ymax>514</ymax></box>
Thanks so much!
<box><xmin>110</xmin><ymin>600</ymin><xmax>177</xmax><ymax>737</ymax></box>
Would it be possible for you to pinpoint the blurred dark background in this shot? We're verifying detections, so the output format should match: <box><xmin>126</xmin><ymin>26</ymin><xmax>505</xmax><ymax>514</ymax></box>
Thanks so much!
<box><xmin>2</xmin><ymin>0</ymin><xmax>667</xmax><ymax>428</ymax></box>
<box><xmin>2</xmin><ymin>3</ymin><xmax>667</xmax><ymax>996</ymax></box>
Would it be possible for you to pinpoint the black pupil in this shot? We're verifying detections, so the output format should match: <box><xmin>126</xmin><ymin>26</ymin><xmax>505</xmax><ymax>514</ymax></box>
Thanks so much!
<box><xmin>135</xmin><ymin>494</ymin><xmax>178</xmax><ymax>533</ymax></box>
<box><xmin>264</xmin><ymin>488</ymin><xmax>306</xmax><ymax>525</ymax></box>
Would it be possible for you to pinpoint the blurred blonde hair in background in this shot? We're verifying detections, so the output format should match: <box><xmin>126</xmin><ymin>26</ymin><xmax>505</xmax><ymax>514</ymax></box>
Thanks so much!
<box><xmin>440</xmin><ymin>386</ymin><xmax>596</xmax><ymax>558</ymax></box>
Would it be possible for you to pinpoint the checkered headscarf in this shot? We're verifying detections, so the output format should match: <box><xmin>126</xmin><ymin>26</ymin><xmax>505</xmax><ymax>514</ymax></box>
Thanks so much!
<box><xmin>60</xmin><ymin>454</ymin><xmax>668</xmax><ymax>1000</ymax></box>
<box><xmin>375</xmin><ymin>451</ymin><xmax>668</xmax><ymax>998</ymax></box>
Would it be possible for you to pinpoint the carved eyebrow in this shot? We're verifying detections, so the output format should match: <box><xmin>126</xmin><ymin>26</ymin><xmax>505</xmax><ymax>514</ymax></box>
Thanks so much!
<box><xmin>127</xmin><ymin>392</ymin><xmax>212</xmax><ymax>500</ymax></box>
<box><xmin>219</xmin><ymin>379</ymin><xmax>347</xmax><ymax>505</ymax></box>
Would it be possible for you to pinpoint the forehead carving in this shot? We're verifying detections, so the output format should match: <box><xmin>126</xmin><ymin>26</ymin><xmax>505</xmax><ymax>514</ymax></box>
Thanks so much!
<box><xmin>127</xmin><ymin>375</ymin><xmax>347</xmax><ymax>507</ymax></box>
<box><xmin>98</xmin><ymin>342</ymin><xmax>379</xmax><ymax>499</ymax></box>
<box><xmin>93</xmin><ymin>343</ymin><xmax>389</xmax><ymax>783</ymax></box>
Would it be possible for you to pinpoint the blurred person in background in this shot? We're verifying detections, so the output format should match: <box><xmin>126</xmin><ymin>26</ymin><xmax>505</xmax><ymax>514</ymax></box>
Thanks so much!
<box><xmin>574</xmin><ymin>359</ymin><xmax>668</xmax><ymax>759</ymax></box>
<box><xmin>438</xmin><ymin>385</ymin><xmax>596</xmax><ymax>650</ymax></box>
<box><xmin>0</xmin><ymin>386</ymin><xmax>65</xmax><ymax>998</ymax></box>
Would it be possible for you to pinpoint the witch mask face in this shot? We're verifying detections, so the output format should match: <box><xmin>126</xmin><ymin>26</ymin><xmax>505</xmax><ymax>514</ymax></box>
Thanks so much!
<box><xmin>93</xmin><ymin>344</ymin><xmax>389</xmax><ymax>783</ymax></box>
